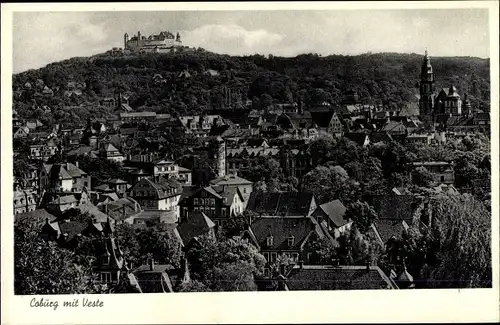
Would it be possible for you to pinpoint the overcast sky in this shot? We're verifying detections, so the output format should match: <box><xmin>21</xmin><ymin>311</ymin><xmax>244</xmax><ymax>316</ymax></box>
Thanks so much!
<box><xmin>12</xmin><ymin>9</ymin><xmax>489</xmax><ymax>73</ymax></box>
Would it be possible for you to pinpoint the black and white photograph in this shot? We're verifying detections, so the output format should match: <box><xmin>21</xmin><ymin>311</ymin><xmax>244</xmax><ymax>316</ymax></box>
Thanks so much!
<box><xmin>2</xmin><ymin>1</ymin><xmax>499</xmax><ymax>323</ymax></box>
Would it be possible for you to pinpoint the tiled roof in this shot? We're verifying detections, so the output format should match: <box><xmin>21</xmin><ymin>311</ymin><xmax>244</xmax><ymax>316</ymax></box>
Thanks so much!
<box><xmin>133</xmin><ymin>265</ymin><xmax>175</xmax><ymax>293</ymax></box>
<box><xmin>47</xmin><ymin>164</ymin><xmax>72</xmax><ymax>180</ymax></box>
<box><xmin>74</xmin><ymin>203</ymin><xmax>109</xmax><ymax>223</ymax></box>
<box><xmin>370</xmin><ymin>132</ymin><xmax>393</xmax><ymax>144</ymax></box>
<box><xmin>15</xmin><ymin>209</ymin><xmax>56</xmax><ymax>227</ymax></box>
<box><xmin>48</xmin><ymin>195</ymin><xmax>78</xmax><ymax>205</ymax></box>
<box><xmin>372</xmin><ymin>219</ymin><xmax>408</xmax><ymax>243</ymax></box>
<box><xmin>316</xmin><ymin>200</ymin><xmax>348</xmax><ymax>228</ymax></box>
<box><xmin>58</xmin><ymin>221</ymin><xmax>88</xmax><ymax>242</ymax></box>
<box><xmin>210</xmin><ymin>174</ymin><xmax>253</xmax><ymax>186</ymax></box>
<box><xmin>246</xmin><ymin>192</ymin><xmax>315</xmax><ymax>217</ymax></box>
<box><xmin>285</xmin><ymin>265</ymin><xmax>395</xmax><ymax>290</ymax></box>
<box><xmin>177</xmin><ymin>211</ymin><xmax>215</xmax><ymax>245</ymax></box>
<box><xmin>248</xmin><ymin>217</ymin><xmax>320</xmax><ymax>250</ymax></box>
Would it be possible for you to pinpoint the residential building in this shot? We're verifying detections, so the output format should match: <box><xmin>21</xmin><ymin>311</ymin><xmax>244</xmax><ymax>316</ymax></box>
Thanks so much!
<box><xmin>178</xmin><ymin>185</ymin><xmax>245</xmax><ymax>227</ymax></box>
<box><xmin>177</xmin><ymin>211</ymin><xmax>216</xmax><ymax>247</ymax></box>
<box><xmin>241</xmin><ymin>216</ymin><xmax>332</xmax><ymax>265</ymax></box>
<box><xmin>13</xmin><ymin>189</ymin><xmax>38</xmax><ymax>215</ymax></box>
<box><xmin>409</xmin><ymin>161</ymin><xmax>455</xmax><ymax>185</ymax></box>
<box><xmin>311</xmin><ymin>199</ymin><xmax>352</xmax><ymax>239</ymax></box>
<box><xmin>40</xmin><ymin>162</ymin><xmax>91</xmax><ymax>194</ymax></box>
<box><xmin>128</xmin><ymin>177</ymin><xmax>183</xmax><ymax>221</ymax></box>
<box><xmin>209</xmin><ymin>174</ymin><xmax>253</xmax><ymax>207</ymax></box>
<box><xmin>100</xmin><ymin>143</ymin><xmax>125</xmax><ymax>163</ymax></box>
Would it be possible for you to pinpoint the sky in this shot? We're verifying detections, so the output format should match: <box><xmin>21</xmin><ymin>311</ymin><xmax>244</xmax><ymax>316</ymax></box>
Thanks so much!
<box><xmin>12</xmin><ymin>9</ymin><xmax>490</xmax><ymax>73</ymax></box>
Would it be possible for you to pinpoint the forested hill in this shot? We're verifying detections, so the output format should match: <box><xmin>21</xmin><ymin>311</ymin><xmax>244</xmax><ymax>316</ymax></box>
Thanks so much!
<box><xmin>13</xmin><ymin>49</ymin><xmax>490</xmax><ymax>126</ymax></box>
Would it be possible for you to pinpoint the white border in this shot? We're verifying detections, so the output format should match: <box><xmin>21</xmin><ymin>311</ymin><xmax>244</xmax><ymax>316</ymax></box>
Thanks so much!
<box><xmin>2</xmin><ymin>2</ymin><xmax>499</xmax><ymax>324</ymax></box>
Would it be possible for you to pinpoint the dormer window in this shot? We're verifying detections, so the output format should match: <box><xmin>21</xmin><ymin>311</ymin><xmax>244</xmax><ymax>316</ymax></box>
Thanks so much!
<box><xmin>266</xmin><ymin>236</ymin><xmax>274</xmax><ymax>247</ymax></box>
<box><xmin>287</xmin><ymin>235</ymin><xmax>295</xmax><ymax>248</ymax></box>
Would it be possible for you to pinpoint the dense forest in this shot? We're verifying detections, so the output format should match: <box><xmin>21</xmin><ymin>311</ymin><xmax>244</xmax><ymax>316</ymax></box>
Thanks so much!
<box><xmin>13</xmin><ymin>49</ymin><xmax>490</xmax><ymax>127</ymax></box>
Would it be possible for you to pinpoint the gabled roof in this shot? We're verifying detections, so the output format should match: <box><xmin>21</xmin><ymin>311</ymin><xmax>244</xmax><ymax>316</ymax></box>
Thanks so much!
<box><xmin>177</xmin><ymin>211</ymin><xmax>215</xmax><ymax>245</ymax></box>
<box><xmin>48</xmin><ymin>195</ymin><xmax>78</xmax><ymax>205</ymax></box>
<box><xmin>47</xmin><ymin>164</ymin><xmax>72</xmax><ymax>180</ymax></box>
<box><xmin>285</xmin><ymin>265</ymin><xmax>396</xmax><ymax>290</ymax></box>
<box><xmin>74</xmin><ymin>203</ymin><xmax>109</xmax><ymax>223</ymax></box>
<box><xmin>58</xmin><ymin>221</ymin><xmax>88</xmax><ymax>242</ymax></box>
<box><xmin>15</xmin><ymin>209</ymin><xmax>57</xmax><ymax>228</ymax></box>
<box><xmin>372</xmin><ymin>219</ymin><xmax>409</xmax><ymax>244</ymax></box>
<box><xmin>246</xmin><ymin>192</ymin><xmax>315</xmax><ymax>217</ymax></box>
<box><xmin>315</xmin><ymin>200</ymin><xmax>348</xmax><ymax>228</ymax></box>
<box><xmin>132</xmin><ymin>264</ymin><xmax>175</xmax><ymax>293</ymax></box>
<box><xmin>248</xmin><ymin>217</ymin><xmax>321</xmax><ymax>250</ymax></box>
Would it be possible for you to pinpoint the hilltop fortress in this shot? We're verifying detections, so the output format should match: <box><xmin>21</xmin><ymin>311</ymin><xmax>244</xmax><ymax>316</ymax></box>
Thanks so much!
<box><xmin>124</xmin><ymin>30</ymin><xmax>183</xmax><ymax>53</ymax></box>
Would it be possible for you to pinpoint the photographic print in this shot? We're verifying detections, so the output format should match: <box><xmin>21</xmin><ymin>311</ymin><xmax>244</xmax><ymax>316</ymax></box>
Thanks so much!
<box><xmin>8</xmin><ymin>3</ymin><xmax>494</xmax><ymax>300</ymax></box>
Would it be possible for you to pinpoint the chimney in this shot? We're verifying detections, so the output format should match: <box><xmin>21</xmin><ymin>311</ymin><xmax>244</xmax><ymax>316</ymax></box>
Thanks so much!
<box><xmin>149</xmin><ymin>258</ymin><xmax>155</xmax><ymax>271</ymax></box>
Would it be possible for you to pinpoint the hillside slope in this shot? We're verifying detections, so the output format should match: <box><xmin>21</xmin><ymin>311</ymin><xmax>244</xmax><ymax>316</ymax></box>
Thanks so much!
<box><xmin>12</xmin><ymin>50</ymin><xmax>490</xmax><ymax>127</ymax></box>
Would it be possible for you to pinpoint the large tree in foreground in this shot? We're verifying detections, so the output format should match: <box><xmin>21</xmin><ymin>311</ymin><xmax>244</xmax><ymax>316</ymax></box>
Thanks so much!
<box><xmin>14</xmin><ymin>226</ymin><xmax>104</xmax><ymax>295</ymax></box>
<box><xmin>406</xmin><ymin>193</ymin><xmax>491</xmax><ymax>288</ymax></box>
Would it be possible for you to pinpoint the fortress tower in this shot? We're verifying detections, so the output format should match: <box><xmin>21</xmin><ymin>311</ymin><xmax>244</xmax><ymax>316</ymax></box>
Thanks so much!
<box><xmin>124</xmin><ymin>33</ymin><xmax>129</xmax><ymax>49</ymax></box>
<box><xmin>214</xmin><ymin>136</ymin><xmax>226</xmax><ymax>178</ymax></box>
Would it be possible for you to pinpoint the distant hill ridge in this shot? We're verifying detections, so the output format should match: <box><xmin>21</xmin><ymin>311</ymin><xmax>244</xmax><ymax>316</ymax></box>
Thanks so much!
<box><xmin>12</xmin><ymin>50</ymin><xmax>490</xmax><ymax>127</ymax></box>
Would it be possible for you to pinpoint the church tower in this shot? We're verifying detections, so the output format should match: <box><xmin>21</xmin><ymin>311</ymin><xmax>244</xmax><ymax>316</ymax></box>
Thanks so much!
<box><xmin>419</xmin><ymin>50</ymin><xmax>435</xmax><ymax>122</ymax></box>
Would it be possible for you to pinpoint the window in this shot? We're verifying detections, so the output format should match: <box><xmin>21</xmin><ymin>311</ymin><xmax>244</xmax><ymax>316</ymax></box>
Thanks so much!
<box><xmin>199</xmin><ymin>198</ymin><xmax>204</xmax><ymax>205</ymax></box>
<box><xmin>292</xmin><ymin>253</ymin><xmax>299</xmax><ymax>261</ymax></box>
<box><xmin>100</xmin><ymin>272</ymin><xmax>112</xmax><ymax>283</ymax></box>
<box><xmin>287</xmin><ymin>236</ymin><xmax>295</xmax><ymax>247</ymax></box>
<box><xmin>103</xmin><ymin>256</ymin><xmax>110</xmax><ymax>265</ymax></box>
<box><xmin>264</xmin><ymin>268</ymin><xmax>271</xmax><ymax>277</ymax></box>
<box><xmin>211</xmin><ymin>207</ymin><xmax>215</xmax><ymax>216</ymax></box>
<box><xmin>221</xmin><ymin>208</ymin><xmax>227</xmax><ymax>217</ymax></box>
<box><xmin>243</xmin><ymin>188</ymin><xmax>247</xmax><ymax>194</ymax></box>
<box><xmin>211</xmin><ymin>198</ymin><xmax>215</xmax><ymax>206</ymax></box>
<box><xmin>194</xmin><ymin>198</ymin><xmax>198</xmax><ymax>205</ymax></box>
<box><xmin>194</xmin><ymin>207</ymin><xmax>199</xmax><ymax>212</ymax></box>
<box><xmin>307</xmin><ymin>252</ymin><xmax>312</xmax><ymax>261</ymax></box>
<box><xmin>271</xmin><ymin>252</ymin><xmax>277</xmax><ymax>263</ymax></box>
<box><xmin>440</xmin><ymin>176</ymin><xmax>445</xmax><ymax>182</ymax></box>
<box><xmin>263</xmin><ymin>252</ymin><xmax>270</xmax><ymax>262</ymax></box>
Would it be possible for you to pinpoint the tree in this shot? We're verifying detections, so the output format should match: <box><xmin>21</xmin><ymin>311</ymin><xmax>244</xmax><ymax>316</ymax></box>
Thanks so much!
<box><xmin>178</xmin><ymin>280</ymin><xmax>211</xmax><ymax>292</ymax></box>
<box><xmin>14</xmin><ymin>225</ymin><xmax>105</xmax><ymax>295</ymax></box>
<box><xmin>337</xmin><ymin>225</ymin><xmax>383</xmax><ymax>266</ymax></box>
<box><xmin>344</xmin><ymin>200</ymin><xmax>378</xmax><ymax>234</ymax></box>
<box><xmin>114</xmin><ymin>223</ymin><xmax>141</xmax><ymax>267</ymax></box>
<box><xmin>306</xmin><ymin>236</ymin><xmax>338</xmax><ymax>265</ymax></box>
<box><xmin>414</xmin><ymin>194</ymin><xmax>491</xmax><ymax>288</ymax></box>
<box><xmin>301</xmin><ymin>165</ymin><xmax>360</xmax><ymax>205</ymax></box>
<box><xmin>136</xmin><ymin>227</ymin><xmax>182</xmax><ymax>267</ymax></box>
<box><xmin>186</xmin><ymin>236</ymin><xmax>265</xmax><ymax>291</ymax></box>
<box><xmin>412</xmin><ymin>166</ymin><xmax>437</xmax><ymax>188</ymax></box>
